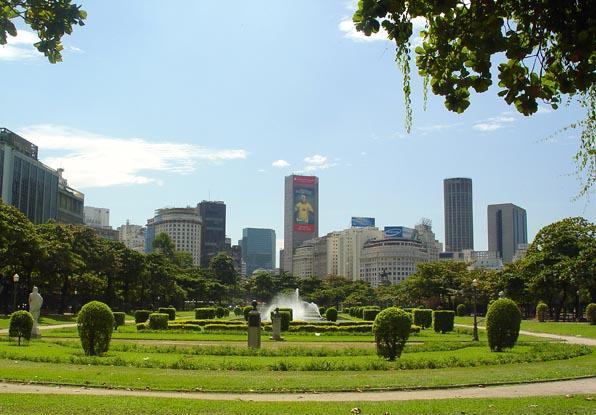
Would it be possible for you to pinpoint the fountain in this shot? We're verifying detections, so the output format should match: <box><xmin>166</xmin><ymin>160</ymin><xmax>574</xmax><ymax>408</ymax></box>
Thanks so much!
<box><xmin>262</xmin><ymin>288</ymin><xmax>322</xmax><ymax>321</ymax></box>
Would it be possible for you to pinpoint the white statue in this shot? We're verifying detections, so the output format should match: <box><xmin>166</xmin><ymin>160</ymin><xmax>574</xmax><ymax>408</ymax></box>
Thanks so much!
<box><xmin>29</xmin><ymin>286</ymin><xmax>43</xmax><ymax>338</ymax></box>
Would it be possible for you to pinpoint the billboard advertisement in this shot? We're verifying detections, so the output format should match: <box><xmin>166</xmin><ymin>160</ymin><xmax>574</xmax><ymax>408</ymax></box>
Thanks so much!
<box><xmin>351</xmin><ymin>217</ymin><xmax>375</xmax><ymax>228</ymax></box>
<box><xmin>293</xmin><ymin>176</ymin><xmax>316</xmax><ymax>233</ymax></box>
<box><xmin>384</xmin><ymin>226</ymin><xmax>417</xmax><ymax>240</ymax></box>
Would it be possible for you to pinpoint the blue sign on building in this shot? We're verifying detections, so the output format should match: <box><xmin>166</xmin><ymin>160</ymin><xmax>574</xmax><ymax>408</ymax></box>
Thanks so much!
<box><xmin>351</xmin><ymin>217</ymin><xmax>375</xmax><ymax>227</ymax></box>
<box><xmin>384</xmin><ymin>226</ymin><xmax>417</xmax><ymax>240</ymax></box>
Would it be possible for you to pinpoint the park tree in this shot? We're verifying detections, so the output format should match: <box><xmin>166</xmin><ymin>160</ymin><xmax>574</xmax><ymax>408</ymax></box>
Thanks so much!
<box><xmin>152</xmin><ymin>232</ymin><xmax>176</xmax><ymax>260</ymax></box>
<box><xmin>522</xmin><ymin>217</ymin><xmax>596</xmax><ymax>320</ymax></box>
<box><xmin>354</xmin><ymin>1</ymin><xmax>595</xmax><ymax>196</ymax></box>
<box><xmin>0</xmin><ymin>0</ymin><xmax>86</xmax><ymax>63</ymax></box>
<box><xmin>209</xmin><ymin>252</ymin><xmax>238</xmax><ymax>286</ymax></box>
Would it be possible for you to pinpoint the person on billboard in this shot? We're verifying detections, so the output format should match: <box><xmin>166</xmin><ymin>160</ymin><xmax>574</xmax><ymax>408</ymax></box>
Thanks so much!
<box><xmin>295</xmin><ymin>194</ymin><xmax>314</xmax><ymax>224</ymax></box>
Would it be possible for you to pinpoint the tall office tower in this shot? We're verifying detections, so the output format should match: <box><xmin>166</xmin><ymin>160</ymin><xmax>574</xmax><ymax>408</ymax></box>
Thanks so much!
<box><xmin>1</xmin><ymin>127</ymin><xmax>60</xmax><ymax>223</ymax></box>
<box><xmin>84</xmin><ymin>206</ymin><xmax>110</xmax><ymax>228</ymax></box>
<box><xmin>443</xmin><ymin>177</ymin><xmax>474</xmax><ymax>252</ymax></box>
<box><xmin>283</xmin><ymin>175</ymin><xmax>319</xmax><ymax>273</ymax></box>
<box><xmin>487</xmin><ymin>203</ymin><xmax>527</xmax><ymax>264</ymax></box>
<box><xmin>240</xmin><ymin>228</ymin><xmax>276</xmax><ymax>276</ymax></box>
<box><xmin>145</xmin><ymin>207</ymin><xmax>202</xmax><ymax>265</ymax></box>
<box><xmin>198</xmin><ymin>201</ymin><xmax>226</xmax><ymax>268</ymax></box>
<box><xmin>118</xmin><ymin>220</ymin><xmax>146</xmax><ymax>253</ymax></box>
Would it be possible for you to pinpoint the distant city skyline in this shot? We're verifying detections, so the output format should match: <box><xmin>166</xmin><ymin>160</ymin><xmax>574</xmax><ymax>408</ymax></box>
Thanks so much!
<box><xmin>2</xmin><ymin>1</ymin><xmax>593</xmax><ymax>257</ymax></box>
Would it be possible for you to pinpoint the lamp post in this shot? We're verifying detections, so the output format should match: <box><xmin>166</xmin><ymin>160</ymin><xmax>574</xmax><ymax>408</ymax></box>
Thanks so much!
<box><xmin>576</xmin><ymin>290</ymin><xmax>581</xmax><ymax>322</ymax></box>
<box><xmin>472</xmin><ymin>278</ymin><xmax>479</xmax><ymax>342</ymax></box>
<box><xmin>12</xmin><ymin>273</ymin><xmax>20</xmax><ymax>313</ymax></box>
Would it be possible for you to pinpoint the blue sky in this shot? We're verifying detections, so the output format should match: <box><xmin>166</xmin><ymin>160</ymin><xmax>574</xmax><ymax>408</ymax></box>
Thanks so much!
<box><xmin>1</xmin><ymin>1</ymin><xmax>593</xmax><ymax>261</ymax></box>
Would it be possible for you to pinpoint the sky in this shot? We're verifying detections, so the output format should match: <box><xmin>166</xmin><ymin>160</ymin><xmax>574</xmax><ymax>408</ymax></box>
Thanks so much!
<box><xmin>1</xmin><ymin>1</ymin><xmax>594</xmax><ymax>263</ymax></box>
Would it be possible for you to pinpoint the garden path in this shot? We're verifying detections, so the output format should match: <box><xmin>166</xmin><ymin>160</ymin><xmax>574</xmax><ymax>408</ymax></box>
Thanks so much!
<box><xmin>455</xmin><ymin>324</ymin><xmax>596</xmax><ymax>347</ymax></box>
<box><xmin>0</xmin><ymin>378</ymin><xmax>594</xmax><ymax>401</ymax></box>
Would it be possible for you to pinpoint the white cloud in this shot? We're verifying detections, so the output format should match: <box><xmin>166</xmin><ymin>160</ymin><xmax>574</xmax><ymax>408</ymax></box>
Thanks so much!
<box><xmin>18</xmin><ymin>125</ymin><xmax>248</xmax><ymax>189</ymax></box>
<box><xmin>272</xmin><ymin>159</ymin><xmax>290</xmax><ymax>168</ymax></box>
<box><xmin>0</xmin><ymin>30</ymin><xmax>42</xmax><ymax>61</ymax></box>
<box><xmin>417</xmin><ymin>122</ymin><xmax>463</xmax><ymax>135</ymax></box>
<box><xmin>537</xmin><ymin>106</ymin><xmax>554</xmax><ymax>115</ymax></box>
<box><xmin>473</xmin><ymin>114</ymin><xmax>516</xmax><ymax>132</ymax></box>
<box><xmin>303</xmin><ymin>154</ymin><xmax>338</xmax><ymax>172</ymax></box>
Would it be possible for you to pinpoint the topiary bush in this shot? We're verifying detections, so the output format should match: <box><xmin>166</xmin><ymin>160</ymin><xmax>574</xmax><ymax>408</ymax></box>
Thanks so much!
<box><xmin>456</xmin><ymin>303</ymin><xmax>467</xmax><ymax>317</ymax></box>
<box><xmin>243</xmin><ymin>306</ymin><xmax>253</xmax><ymax>321</ymax></box>
<box><xmin>9</xmin><ymin>310</ymin><xmax>34</xmax><ymax>346</ymax></box>
<box><xmin>233</xmin><ymin>306</ymin><xmax>243</xmax><ymax>317</ymax></box>
<box><xmin>134</xmin><ymin>310</ymin><xmax>151</xmax><ymax>323</ymax></box>
<box><xmin>278</xmin><ymin>307</ymin><xmax>293</xmax><ymax>321</ymax></box>
<box><xmin>77</xmin><ymin>301</ymin><xmax>114</xmax><ymax>356</ymax></box>
<box><xmin>325</xmin><ymin>307</ymin><xmax>338</xmax><ymax>322</ymax></box>
<box><xmin>195</xmin><ymin>307</ymin><xmax>216</xmax><ymax>319</ymax></box>
<box><xmin>279</xmin><ymin>310</ymin><xmax>291</xmax><ymax>331</ymax></box>
<box><xmin>372</xmin><ymin>307</ymin><xmax>412</xmax><ymax>361</ymax></box>
<box><xmin>412</xmin><ymin>309</ymin><xmax>433</xmax><ymax>329</ymax></box>
<box><xmin>158</xmin><ymin>307</ymin><xmax>176</xmax><ymax>321</ymax></box>
<box><xmin>536</xmin><ymin>302</ymin><xmax>549</xmax><ymax>322</ymax></box>
<box><xmin>433</xmin><ymin>310</ymin><xmax>455</xmax><ymax>334</ymax></box>
<box><xmin>362</xmin><ymin>307</ymin><xmax>380</xmax><ymax>321</ymax></box>
<box><xmin>113</xmin><ymin>312</ymin><xmax>126</xmax><ymax>330</ymax></box>
<box><xmin>486</xmin><ymin>298</ymin><xmax>522</xmax><ymax>352</ymax></box>
<box><xmin>319</xmin><ymin>306</ymin><xmax>326</xmax><ymax>316</ymax></box>
<box><xmin>216</xmin><ymin>306</ymin><xmax>226</xmax><ymax>318</ymax></box>
<box><xmin>148</xmin><ymin>313</ymin><xmax>169</xmax><ymax>330</ymax></box>
<box><xmin>586</xmin><ymin>303</ymin><xmax>596</xmax><ymax>325</ymax></box>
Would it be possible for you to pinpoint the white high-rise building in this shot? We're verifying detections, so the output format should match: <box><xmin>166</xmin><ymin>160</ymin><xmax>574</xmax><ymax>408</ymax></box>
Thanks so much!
<box><xmin>84</xmin><ymin>206</ymin><xmax>109</xmax><ymax>228</ymax></box>
<box><xmin>117</xmin><ymin>220</ymin><xmax>146</xmax><ymax>253</ymax></box>
<box><xmin>146</xmin><ymin>207</ymin><xmax>202</xmax><ymax>265</ymax></box>
<box><xmin>338</xmin><ymin>227</ymin><xmax>384</xmax><ymax>280</ymax></box>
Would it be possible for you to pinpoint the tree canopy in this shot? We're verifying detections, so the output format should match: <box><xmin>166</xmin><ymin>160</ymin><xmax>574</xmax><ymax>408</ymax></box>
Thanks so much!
<box><xmin>0</xmin><ymin>0</ymin><xmax>86</xmax><ymax>63</ymax></box>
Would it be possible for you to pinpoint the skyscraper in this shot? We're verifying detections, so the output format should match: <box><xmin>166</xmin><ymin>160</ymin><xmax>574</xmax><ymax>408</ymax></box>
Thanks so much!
<box><xmin>283</xmin><ymin>175</ymin><xmax>318</xmax><ymax>273</ymax></box>
<box><xmin>443</xmin><ymin>177</ymin><xmax>474</xmax><ymax>252</ymax></box>
<box><xmin>240</xmin><ymin>228</ymin><xmax>276</xmax><ymax>276</ymax></box>
<box><xmin>198</xmin><ymin>201</ymin><xmax>226</xmax><ymax>267</ymax></box>
<box><xmin>487</xmin><ymin>203</ymin><xmax>527</xmax><ymax>264</ymax></box>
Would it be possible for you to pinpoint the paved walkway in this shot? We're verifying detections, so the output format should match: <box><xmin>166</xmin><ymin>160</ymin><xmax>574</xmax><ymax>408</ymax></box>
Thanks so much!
<box><xmin>455</xmin><ymin>324</ymin><xmax>596</xmax><ymax>346</ymax></box>
<box><xmin>0</xmin><ymin>378</ymin><xmax>594</xmax><ymax>401</ymax></box>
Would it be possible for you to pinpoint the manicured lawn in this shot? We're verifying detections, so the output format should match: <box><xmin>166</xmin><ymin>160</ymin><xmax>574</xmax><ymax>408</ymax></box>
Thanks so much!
<box><xmin>455</xmin><ymin>316</ymin><xmax>596</xmax><ymax>339</ymax></box>
<box><xmin>0</xmin><ymin>393</ymin><xmax>594</xmax><ymax>414</ymax></box>
<box><xmin>0</xmin><ymin>351</ymin><xmax>593</xmax><ymax>392</ymax></box>
<box><xmin>0</xmin><ymin>314</ymin><xmax>78</xmax><ymax>329</ymax></box>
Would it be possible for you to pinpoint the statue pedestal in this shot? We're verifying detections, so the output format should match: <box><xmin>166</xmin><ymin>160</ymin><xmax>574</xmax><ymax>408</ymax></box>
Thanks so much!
<box><xmin>31</xmin><ymin>321</ymin><xmax>41</xmax><ymax>339</ymax></box>
<box><xmin>270</xmin><ymin>315</ymin><xmax>283</xmax><ymax>341</ymax></box>
<box><xmin>247</xmin><ymin>301</ymin><xmax>261</xmax><ymax>349</ymax></box>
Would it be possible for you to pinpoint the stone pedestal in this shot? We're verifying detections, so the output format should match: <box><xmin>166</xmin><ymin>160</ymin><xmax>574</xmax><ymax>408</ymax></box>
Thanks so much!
<box><xmin>30</xmin><ymin>319</ymin><xmax>41</xmax><ymax>339</ymax></box>
<box><xmin>247</xmin><ymin>300</ymin><xmax>261</xmax><ymax>349</ymax></box>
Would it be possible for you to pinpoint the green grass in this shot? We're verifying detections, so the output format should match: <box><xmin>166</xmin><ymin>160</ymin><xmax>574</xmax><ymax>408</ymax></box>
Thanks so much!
<box><xmin>455</xmin><ymin>316</ymin><xmax>596</xmax><ymax>339</ymax></box>
<box><xmin>0</xmin><ymin>350</ymin><xmax>593</xmax><ymax>392</ymax></box>
<box><xmin>1</xmin><ymin>394</ymin><xmax>595</xmax><ymax>415</ymax></box>
<box><xmin>0</xmin><ymin>313</ymin><xmax>78</xmax><ymax>329</ymax></box>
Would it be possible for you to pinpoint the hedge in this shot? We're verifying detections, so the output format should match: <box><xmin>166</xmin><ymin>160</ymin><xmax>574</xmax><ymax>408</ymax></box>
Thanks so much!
<box><xmin>113</xmin><ymin>312</ymin><xmax>126</xmax><ymax>329</ymax></box>
<box><xmin>77</xmin><ymin>301</ymin><xmax>114</xmax><ymax>356</ymax></box>
<box><xmin>433</xmin><ymin>310</ymin><xmax>455</xmax><ymax>334</ymax></box>
<box><xmin>278</xmin><ymin>307</ymin><xmax>293</xmax><ymax>321</ymax></box>
<box><xmin>148</xmin><ymin>313</ymin><xmax>169</xmax><ymax>330</ymax></box>
<box><xmin>9</xmin><ymin>310</ymin><xmax>33</xmax><ymax>345</ymax></box>
<box><xmin>456</xmin><ymin>303</ymin><xmax>467</xmax><ymax>317</ymax></box>
<box><xmin>216</xmin><ymin>307</ymin><xmax>226</xmax><ymax>318</ymax></box>
<box><xmin>412</xmin><ymin>309</ymin><xmax>432</xmax><ymax>329</ymax></box>
<box><xmin>233</xmin><ymin>306</ymin><xmax>243</xmax><ymax>317</ymax></box>
<box><xmin>134</xmin><ymin>310</ymin><xmax>151</xmax><ymax>324</ymax></box>
<box><xmin>204</xmin><ymin>324</ymin><xmax>247</xmax><ymax>332</ymax></box>
<box><xmin>278</xmin><ymin>311</ymin><xmax>291</xmax><ymax>331</ymax></box>
<box><xmin>195</xmin><ymin>307</ymin><xmax>217</xmax><ymax>319</ymax></box>
<box><xmin>362</xmin><ymin>308</ymin><xmax>380</xmax><ymax>321</ymax></box>
<box><xmin>372</xmin><ymin>307</ymin><xmax>411</xmax><ymax>360</ymax></box>
<box><xmin>158</xmin><ymin>307</ymin><xmax>176</xmax><ymax>321</ymax></box>
<box><xmin>486</xmin><ymin>298</ymin><xmax>521</xmax><ymax>351</ymax></box>
<box><xmin>536</xmin><ymin>302</ymin><xmax>548</xmax><ymax>322</ymax></box>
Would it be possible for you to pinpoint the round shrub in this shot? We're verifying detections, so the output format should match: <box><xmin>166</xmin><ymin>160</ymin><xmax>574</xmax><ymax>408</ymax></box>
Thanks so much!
<box><xmin>536</xmin><ymin>302</ymin><xmax>549</xmax><ymax>322</ymax></box>
<box><xmin>195</xmin><ymin>307</ymin><xmax>216</xmax><ymax>319</ymax></box>
<box><xmin>113</xmin><ymin>312</ymin><xmax>126</xmax><ymax>329</ymax></box>
<box><xmin>134</xmin><ymin>310</ymin><xmax>151</xmax><ymax>324</ymax></box>
<box><xmin>243</xmin><ymin>306</ymin><xmax>253</xmax><ymax>321</ymax></box>
<box><xmin>158</xmin><ymin>307</ymin><xmax>176</xmax><ymax>321</ymax></box>
<box><xmin>319</xmin><ymin>306</ymin><xmax>327</xmax><ymax>316</ymax></box>
<box><xmin>486</xmin><ymin>298</ymin><xmax>521</xmax><ymax>352</ymax></box>
<box><xmin>325</xmin><ymin>307</ymin><xmax>338</xmax><ymax>322</ymax></box>
<box><xmin>278</xmin><ymin>307</ymin><xmax>293</xmax><ymax>321</ymax></box>
<box><xmin>433</xmin><ymin>310</ymin><xmax>455</xmax><ymax>334</ymax></box>
<box><xmin>233</xmin><ymin>306</ymin><xmax>243</xmax><ymax>317</ymax></box>
<box><xmin>148</xmin><ymin>313</ymin><xmax>169</xmax><ymax>330</ymax></box>
<box><xmin>216</xmin><ymin>306</ymin><xmax>226</xmax><ymax>318</ymax></box>
<box><xmin>372</xmin><ymin>307</ymin><xmax>412</xmax><ymax>361</ymax></box>
<box><xmin>586</xmin><ymin>303</ymin><xmax>596</xmax><ymax>325</ymax></box>
<box><xmin>412</xmin><ymin>309</ymin><xmax>432</xmax><ymax>329</ymax></box>
<box><xmin>77</xmin><ymin>301</ymin><xmax>114</xmax><ymax>356</ymax></box>
<box><xmin>9</xmin><ymin>310</ymin><xmax>34</xmax><ymax>345</ymax></box>
<box><xmin>456</xmin><ymin>303</ymin><xmax>467</xmax><ymax>317</ymax></box>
